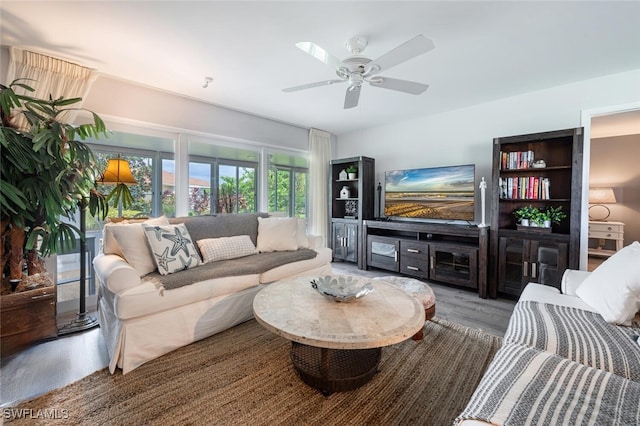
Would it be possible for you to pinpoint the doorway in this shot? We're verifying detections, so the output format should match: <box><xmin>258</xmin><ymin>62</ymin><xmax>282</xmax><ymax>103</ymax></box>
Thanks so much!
<box><xmin>582</xmin><ymin>105</ymin><xmax>640</xmax><ymax>270</ymax></box>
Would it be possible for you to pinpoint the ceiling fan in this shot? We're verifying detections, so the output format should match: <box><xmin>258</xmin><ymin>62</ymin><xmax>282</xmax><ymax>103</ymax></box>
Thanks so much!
<box><xmin>283</xmin><ymin>35</ymin><xmax>435</xmax><ymax>109</ymax></box>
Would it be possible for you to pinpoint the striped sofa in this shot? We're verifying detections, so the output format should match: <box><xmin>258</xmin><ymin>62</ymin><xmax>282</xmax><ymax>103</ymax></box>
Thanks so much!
<box><xmin>456</xmin><ymin>270</ymin><xmax>640</xmax><ymax>426</ymax></box>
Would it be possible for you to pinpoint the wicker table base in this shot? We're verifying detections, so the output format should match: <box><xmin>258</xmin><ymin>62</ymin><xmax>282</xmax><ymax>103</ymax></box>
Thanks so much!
<box><xmin>290</xmin><ymin>342</ymin><xmax>382</xmax><ymax>395</ymax></box>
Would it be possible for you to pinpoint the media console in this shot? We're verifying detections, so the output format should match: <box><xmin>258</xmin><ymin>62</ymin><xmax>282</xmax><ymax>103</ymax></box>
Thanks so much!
<box><xmin>362</xmin><ymin>220</ymin><xmax>490</xmax><ymax>298</ymax></box>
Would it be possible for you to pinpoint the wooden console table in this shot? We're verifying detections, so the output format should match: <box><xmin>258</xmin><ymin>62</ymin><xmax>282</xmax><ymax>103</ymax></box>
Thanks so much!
<box><xmin>362</xmin><ymin>220</ymin><xmax>491</xmax><ymax>298</ymax></box>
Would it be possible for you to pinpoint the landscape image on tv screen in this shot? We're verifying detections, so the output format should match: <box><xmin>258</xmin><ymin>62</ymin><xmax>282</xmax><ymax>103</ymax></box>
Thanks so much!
<box><xmin>384</xmin><ymin>164</ymin><xmax>475</xmax><ymax>221</ymax></box>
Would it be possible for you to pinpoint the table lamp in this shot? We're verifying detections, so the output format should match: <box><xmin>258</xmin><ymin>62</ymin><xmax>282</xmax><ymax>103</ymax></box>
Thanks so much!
<box><xmin>588</xmin><ymin>187</ymin><xmax>616</xmax><ymax>221</ymax></box>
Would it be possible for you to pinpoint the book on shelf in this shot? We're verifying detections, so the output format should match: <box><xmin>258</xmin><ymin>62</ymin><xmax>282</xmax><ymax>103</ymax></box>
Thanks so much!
<box><xmin>499</xmin><ymin>176</ymin><xmax>550</xmax><ymax>200</ymax></box>
<box><xmin>500</xmin><ymin>150</ymin><xmax>535</xmax><ymax>170</ymax></box>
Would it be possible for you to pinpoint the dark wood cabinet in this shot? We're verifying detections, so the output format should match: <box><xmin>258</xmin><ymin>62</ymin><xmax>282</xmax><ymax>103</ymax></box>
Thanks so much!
<box><xmin>332</xmin><ymin>219</ymin><xmax>358</xmax><ymax>263</ymax></box>
<box><xmin>498</xmin><ymin>233</ymin><xmax>568</xmax><ymax>296</ymax></box>
<box><xmin>491</xmin><ymin>127</ymin><xmax>583</xmax><ymax>297</ymax></box>
<box><xmin>363</xmin><ymin>220</ymin><xmax>489</xmax><ymax>297</ymax></box>
<box><xmin>330</xmin><ymin>156</ymin><xmax>375</xmax><ymax>268</ymax></box>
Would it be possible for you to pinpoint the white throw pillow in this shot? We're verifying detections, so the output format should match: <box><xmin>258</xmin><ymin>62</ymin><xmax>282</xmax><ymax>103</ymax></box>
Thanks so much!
<box><xmin>105</xmin><ymin>216</ymin><xmax>169</xmax><ymax>276</ymax></box>
<box><xmin>143</xmin><ymin>224</ymin><xmax>202</xmax><ymax>275</ymax></box>
<box><xmin>197</xmin><ymin>235</ymin><xmax>258</xmax><ymax>263</ymax></box>
<box><xmin>575</xmin><ymin>241</ymin><xmax>640</xmax><ymax>325</ymax></box>
<box><xmin>297</xmin><ymin>218</ymin><xmax>309</xmax><ymax>249</ymax></box>
<box><xmin>257</xmin><ymin>216</ymin><xmax>298</xmax><ymax>252</ymax></box>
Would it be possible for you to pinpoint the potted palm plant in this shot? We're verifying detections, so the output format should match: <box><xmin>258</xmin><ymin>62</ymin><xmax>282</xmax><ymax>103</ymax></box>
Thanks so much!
<box><xmin>1</xmin><ymin>78</ymin><xmax>110</xmax><ymax>284</ymax></box>
<box><xmin>1</xmin><ymin>78</ymin><xmax>110</xmax><ymax>353</ymax></box>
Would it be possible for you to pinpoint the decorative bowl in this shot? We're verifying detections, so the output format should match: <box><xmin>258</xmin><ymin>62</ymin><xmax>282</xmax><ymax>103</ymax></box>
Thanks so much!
<box><xmin>310</xmin><ymin>275</ymin><xmax>374</xmax><ymax>302</ymax></box>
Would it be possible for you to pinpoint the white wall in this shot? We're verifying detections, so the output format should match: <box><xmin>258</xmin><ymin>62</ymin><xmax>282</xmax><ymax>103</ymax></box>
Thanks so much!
<box><xmin>336</xmin><ymin>69</ymin><xmax>640</xmax><ymax>225</ymax></box>
<box><xmin>83</xmin><ymin>76</ymin><xmax>310</xmax><ymax>150</ymax></box>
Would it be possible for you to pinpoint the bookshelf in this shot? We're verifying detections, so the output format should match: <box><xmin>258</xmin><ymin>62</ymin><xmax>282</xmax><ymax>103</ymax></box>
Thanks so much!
<box><xmin>330</xmin><ymin>156</ymin><xmax>375</xmax><ymax>268</ymax></box>
<box><xmin>490</xmin><ymin>128</ymin><xmax>583</xmax><ymax>297</ymax></box>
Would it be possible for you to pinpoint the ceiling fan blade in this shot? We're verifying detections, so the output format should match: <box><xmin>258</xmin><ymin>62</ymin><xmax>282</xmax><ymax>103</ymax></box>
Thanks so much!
<box><xmin>367</xmin><ymin>35</ymin><xmax>434</xmax><ymax>75</ymax></box>
<box><xmin>295</xmin><ymin>42</ymin><xmax>343</xmax><ymax>69</ymax></box>
<box><xmin>369</xmin><ymin>77</ymin><xmax>429</xmax><ymax>95</ymax></box>
<box><xmin>282</xmin><ymin>79</ymin><xmax>345</xmax><ymax>93</ymax></box>
<box><xmin>344</xmin><ymin>85</ymin><xmax>361</xmax><ymax>109</ymax></box>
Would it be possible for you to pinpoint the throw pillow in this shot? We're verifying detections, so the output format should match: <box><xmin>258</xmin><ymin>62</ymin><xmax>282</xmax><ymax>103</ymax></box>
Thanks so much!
<box><xmin>297</xmin><ymin>218</ymin><xmax>309</xmax><ymax>249</ymax></box>
<box><xmin>575</xmin><ymin>241</ymin><xmax>640</xmax><ymax>325</ymax></box>
<box><xmin>256</xmin><ymin>216</ymin><xmax>298</xmax><ymax>252</ymax></box>
<box><xmin>197</xmin><ymin>235</ymin><xmax>258</xmax><ymax>263</ymax></box>
<box><xmin>143</xmin><ymin>223</ymin><xmax>202</xmax><ymax>275</ymax></box>
<box><xmin>105</xmin><ymin>216</ymin><xmax>169</xmax><ymax>276</ymax></box>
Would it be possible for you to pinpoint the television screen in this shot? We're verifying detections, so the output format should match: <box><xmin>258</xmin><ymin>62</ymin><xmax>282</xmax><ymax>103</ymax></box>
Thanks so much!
<box><xmin>384</xmin><ymin>164</ymin><xmax>475</xmax><ymax>221</ymax></box>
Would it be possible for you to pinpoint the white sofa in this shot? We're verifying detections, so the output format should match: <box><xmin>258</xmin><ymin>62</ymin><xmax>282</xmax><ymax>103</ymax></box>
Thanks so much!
<box><xmin>93</xmin><ymin>213</ymin><xmax>332</xmax><ymax>374</ymax></box>
<box><xmin>457</xmin><ymin>241</ymin><xmax>640</xmax><ymax>426</ymax></box>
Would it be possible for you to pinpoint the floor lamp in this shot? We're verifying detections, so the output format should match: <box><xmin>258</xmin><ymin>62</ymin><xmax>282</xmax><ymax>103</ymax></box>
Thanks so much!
<box><xmin>58</xmin><ymin>198</ymin><xmax>97</xmax><ymax>335</ymax></box>
<box><xmin>58</xmin><ymin>155</ymin><xmax>137</xmax><ymax>335</ymax></box>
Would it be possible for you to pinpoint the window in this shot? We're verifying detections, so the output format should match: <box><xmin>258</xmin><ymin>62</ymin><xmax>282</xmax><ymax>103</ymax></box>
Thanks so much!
<box><xmin>218</xmin><ymin>163</ymin><xmax>256</xmax><ymax>214</ymax></box>
<box><xmin>268</xmin><ymin>152</ymin><xmax>309</xmax><ymax>218</ymax></box>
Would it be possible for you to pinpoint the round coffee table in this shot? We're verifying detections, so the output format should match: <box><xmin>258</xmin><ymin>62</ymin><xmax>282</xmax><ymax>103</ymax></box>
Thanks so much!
<box><xmin>253</xmin><ymin>275</ymin><xmax>425</xmax><ymax>395</ymax></box>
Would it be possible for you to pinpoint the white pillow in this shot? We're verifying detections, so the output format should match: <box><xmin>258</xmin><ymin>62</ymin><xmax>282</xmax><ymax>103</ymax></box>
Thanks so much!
<box><xmin>257</xmin><ymin>217</ymin><xmax>298</xmax><ymax>252</ymax></box>
<box><xmin>105</xmin><ymin>216</ymin><xmax>169</xmax><ymax>276</ymax></box>
<box><xmin>197</xmin><ymin>235</ymin><xmax>258</xmax><ymax>263</ymax></box>
<box><xmin>575</xmin><ymin>241</ymin><xmax>640</xmax><ymax>325</ymax></box>
<box><xmin>297</xmin><ymin>218</ymin><xmax>309</xmax><ymax>249</ymax></box>
<box><xmin>143</xmin><ymin>224</ymin><xmax>202</xmax><ymax>275</ymax></box>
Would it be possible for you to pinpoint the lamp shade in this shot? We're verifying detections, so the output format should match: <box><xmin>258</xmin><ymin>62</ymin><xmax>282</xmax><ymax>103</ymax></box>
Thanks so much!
<box><xmin>589</xmin><ymin>188</ymin><xmax>616</xmax><ymax>204</ymax></box>
<box><xmin>98</xmin><ymin>156</ymin><xmax>137</xmax><ymax>185</ymax></box>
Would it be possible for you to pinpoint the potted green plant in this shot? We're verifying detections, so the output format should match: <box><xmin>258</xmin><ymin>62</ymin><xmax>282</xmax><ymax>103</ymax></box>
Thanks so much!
<box><xmin>1</xmin><ymin>78</ymin><xmax>110</xmax><ymax>289</ymax></box>
<box><xmin>346</xmin><ymin>165</ymin><xmax>358</xmax><ymax>179</ymax></box>
<box><xmin>544</xmin><ymin>205</ymin><xmax>567</xmax><ymax>227</ymax></box>
<box><xmin>513</xmin><ymin>205</ymin><xmax>538</xmax><ymax>227</ymax></box>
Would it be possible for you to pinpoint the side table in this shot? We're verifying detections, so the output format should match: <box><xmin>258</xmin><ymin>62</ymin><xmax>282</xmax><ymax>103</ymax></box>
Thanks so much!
<box><xmin>588</xmin><ymin>221</ymin><xmax>624</xmax><ymax>258</ymax></box>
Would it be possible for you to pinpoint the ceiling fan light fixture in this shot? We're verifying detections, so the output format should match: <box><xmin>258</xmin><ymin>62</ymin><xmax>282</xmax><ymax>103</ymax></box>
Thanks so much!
<box><xmin>345</xmin><ymin>37</ymin><xmax>368</xmax><ymax>55</ymax></box>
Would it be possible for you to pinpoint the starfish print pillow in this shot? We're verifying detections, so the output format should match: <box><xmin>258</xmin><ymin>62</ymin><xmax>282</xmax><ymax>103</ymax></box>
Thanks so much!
<box><xmin>143</xmin><ymin>223</ymin><xmax>203</xmax><ymax>275</ymax></box>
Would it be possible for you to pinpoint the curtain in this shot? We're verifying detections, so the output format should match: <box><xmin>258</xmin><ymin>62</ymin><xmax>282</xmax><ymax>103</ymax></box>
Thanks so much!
<box><xmin>6</xmin><ymin>47</ymin><xmax>97</xmax><ymax>128</ymax></box>
<box><xmin>308</xmin><ymin>128</ymin><xmax>332</xmax><ymax>246</ymax></box>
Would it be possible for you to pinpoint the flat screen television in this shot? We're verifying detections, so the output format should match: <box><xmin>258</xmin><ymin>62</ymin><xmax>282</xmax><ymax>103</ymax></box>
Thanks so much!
<box><xmin>384</xmin><ymin>164</ymin><xmax>475</xmax><ymax>221</ymax></box>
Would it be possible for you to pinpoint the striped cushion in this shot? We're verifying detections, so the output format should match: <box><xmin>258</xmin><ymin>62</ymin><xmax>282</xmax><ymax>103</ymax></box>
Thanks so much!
<box><xmin>455</xmin><ymin>343</ymin><xmax>640</xmax><ymax>426</ymax></box>
<box><xmin>504</xmin><ymin>301</ymin><xmax>640</xmax><ymax>381</ymax></box>
<box><xmin>197</xmin><ymin>235</ymin><xmax>258</xmax><ymax>263</ymax></box>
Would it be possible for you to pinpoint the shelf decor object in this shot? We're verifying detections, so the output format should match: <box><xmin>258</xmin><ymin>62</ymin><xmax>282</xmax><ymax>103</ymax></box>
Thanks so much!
<box><xmin>588</xmin><ymin>187</ymin><xmax>616</xmax><ymax>221</ymax></box>
<box><xmin>479</xmin><ymin>177</ymin><xmax>488</xmax><ymax>227</ymax></box>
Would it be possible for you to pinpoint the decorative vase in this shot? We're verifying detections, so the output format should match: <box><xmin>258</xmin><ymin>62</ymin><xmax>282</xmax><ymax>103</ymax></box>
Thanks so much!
<box><xmin>348</xmin><ymin>172</ymin><xmax>357</xmax><ymax>180</ymax></box>
<box><xmin>340</xmin><ymin>186</ymin><xmax>351</xmax><ymax>199</ymax></box>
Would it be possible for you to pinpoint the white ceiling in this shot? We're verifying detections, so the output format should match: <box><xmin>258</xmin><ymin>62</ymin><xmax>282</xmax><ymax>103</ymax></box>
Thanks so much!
<box><xmin>2</xmin><ymin>1</ymin><xmax>639</xmax><ymax>135</ymax></box>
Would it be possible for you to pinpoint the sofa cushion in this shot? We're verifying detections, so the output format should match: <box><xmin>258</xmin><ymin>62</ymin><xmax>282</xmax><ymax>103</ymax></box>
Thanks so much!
<box><xmin>576</xmin><ymin>241</ymin><xmax>640</xmax><ymax>325</ymax></box>
<box><xmin>197</xmin><ymin>235</ymin><xmax>257</xmax><ymax>263</ymax></box>
<box><xmin>256</xmin><ymin>216</ymin><xmax>298</xmax><ymax>252</ymax></box>
<box><xmin>170</xmin><ymin>213</ymin><xmax>269</xmax><ymax>250</ymax></box>
<box><xmin>143</xmin><ymin>224</ymin><xmax>202</xmax><ymax>275</ymax></box>
<box><xmin>297</xmin><ymin>218</ymin><xmax>309</xmax><ymax>249</ymax></box>
<box><xmin>105</xmin><ymin>216</ymin><xmax>169</xmax><ymax>276</ymax></box>
<box><xmin>504</xmin><ymin>300</ymin><xmax>640</xmax><ymax>381</ymax></box>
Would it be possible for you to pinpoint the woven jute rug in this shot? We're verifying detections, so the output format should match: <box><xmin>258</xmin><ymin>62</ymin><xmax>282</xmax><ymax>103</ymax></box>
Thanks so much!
<box><xmin>6</xmin><ymin>318</ymin><xmax>501</xmax><ymax>425</ymax></box>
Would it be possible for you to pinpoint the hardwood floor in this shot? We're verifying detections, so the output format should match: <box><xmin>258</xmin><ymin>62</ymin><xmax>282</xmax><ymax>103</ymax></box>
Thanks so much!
<box><xmin>331</xmin><ymin>262</ymin><xmax>517</xmax><ymax>337</ymax></box>
<box><xmin>0</xmin><ymin>262</ymin><xmax>516</xmax><ymax>407</ymax></box>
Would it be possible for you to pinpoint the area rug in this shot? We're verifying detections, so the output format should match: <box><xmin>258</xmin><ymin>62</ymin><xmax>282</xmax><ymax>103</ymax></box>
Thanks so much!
<box><xmin>6</xmin><ymin>318</ymin><xmax>501</xmax><ymax>425</ymax></box>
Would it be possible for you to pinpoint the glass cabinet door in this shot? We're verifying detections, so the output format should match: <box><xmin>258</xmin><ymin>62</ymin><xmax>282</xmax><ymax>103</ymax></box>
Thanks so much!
<box><xmin>498</xmin><ymin>237</ymin><xmax>527</xmax><ymax>295</ymax></box>
<box><xmin>367</xmin><ymin>236</ymin><xmax>399</xmax><ymax>272</ymax></box>
<box><xmin>530</xmin><ymin>240</ymin><xmax>568</xmax><ymax>290</ymax></box>
<box><xmin>429</xmin><ymin>243</ymin><xmax>478</xmax><ymax>289</ymax></box>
